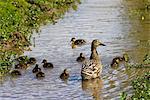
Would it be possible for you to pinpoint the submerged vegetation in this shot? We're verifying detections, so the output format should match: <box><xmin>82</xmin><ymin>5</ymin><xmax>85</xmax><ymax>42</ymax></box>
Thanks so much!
<box><xmin>0</xmin><ymin>0</ymin><xmax>81</xmax><ymax>74</ymax></box>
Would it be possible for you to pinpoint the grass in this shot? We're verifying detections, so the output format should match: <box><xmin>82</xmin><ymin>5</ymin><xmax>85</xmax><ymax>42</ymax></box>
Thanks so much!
<box><xmin>120</xmin><ymin>53</ymin><xmax>150</xmax><ymax>100</ymax></box>
<box><xmin>0</xmin><ymin>0</ymin><xmax>81</xmax><ymax>74</ymax></box>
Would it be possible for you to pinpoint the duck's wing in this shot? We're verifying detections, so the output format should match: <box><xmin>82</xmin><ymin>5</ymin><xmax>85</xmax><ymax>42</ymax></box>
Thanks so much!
<box><xmin>81</xmin><ymin>60</ymin><xmax>102</xmax><ymax>79</ymax></box>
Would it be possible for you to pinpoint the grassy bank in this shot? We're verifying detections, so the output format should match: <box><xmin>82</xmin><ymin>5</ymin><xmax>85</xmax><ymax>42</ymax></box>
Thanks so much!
<box><xmin>120</xmin><ymin>54</ymin><xmax>150</xmax><ymax>100</ymax></box>
<box><xmin>120</xmin><ymin>72</ymin><xmax>150</xmax><ymax>100</ymax></box>
<box><xmin>0</xmin><ymin>0</ymin><xmax>81</xmax><ymax>74</ymax></box>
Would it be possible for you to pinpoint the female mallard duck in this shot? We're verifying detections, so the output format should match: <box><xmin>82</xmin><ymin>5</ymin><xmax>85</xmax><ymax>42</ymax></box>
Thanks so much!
<box><xmin>42</xmin><ymin>59</ymin><xmax>53</xmax><ymax>68</ymax></box>
<box><xmin>76</xmin><ymin>53</ymin><xmax>86</xmax><ymax>62</ymax></box>
<box><xmin>10</xmin><ymin>70</ymin><xmax>21</xmax><ymax>76</ymax></box>
<box><xmin>36</xmin><ymin>69</ymin><xmax>45</xmax><ymax>78</ymax></box>
<box><xmin>81</xmin><ymin>39</ymin><xmax>106</xmax><ymax>80</ymax></box>
<box><xmin>32</xmin><ymin>64</ymin><xmax>41</xmax><ymax>73</ymax></box>
<box><xmin>60</xmin><ymin>69</ymin><xmax>69</xmax><ymax>80</ymax></box>
<box><xmin>111</xmin><ymin>57</ymin><xmax>124</xmax><ymax>67</ymax></box>
<box><xmin>71</xmin><ymin>37</ymin><xmax>86</xmax><ymax>48</ymax></box>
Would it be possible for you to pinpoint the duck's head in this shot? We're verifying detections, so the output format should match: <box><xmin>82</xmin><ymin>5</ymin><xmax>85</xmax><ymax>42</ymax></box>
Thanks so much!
<box><xmin>91</xmin><ymin>39</ymin><xmax>106</xmax><ymax>48</ymax></box>
<box><xmin>71</xmin><ymin>37</ymin><xmax>76</xmax><ymax>42</ymax></box>
<box><xmin>123</xmin><ymin>53</ymin><xmax>129</xmax><ymax>62</ymax></box>
<box><xmin>42</xmin><ymin>59</ymin><xmax>47</xmax><ymax>63</ymax></box>
<box><xmin>35</xmin><ymin>64</ymin><xmax>39</xmax><ymax>68</ymax></box>
<box><xmin>64</xmin><ymin>69</ymin><xmax>69</xmax><ymax>74</ymax></box>
<box><xmin>80</xmin><ymin>53</ymin><xmax>84</xmax><ymax>57</ymax></box>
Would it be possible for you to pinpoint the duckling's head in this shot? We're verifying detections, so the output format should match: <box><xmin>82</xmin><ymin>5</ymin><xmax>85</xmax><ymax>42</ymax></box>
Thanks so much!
<box><xmin>42</xmin><ymin>59</ymin><xmax>47</xmax><ymax>63</ymax></box>
<box><xmin>123</xmin><ymin>53</ymin><xmax>129</xmax><ymax>62</ymax></box>
<box><xmin>71</xmin><ymin>37</ymin><xmax>76</xmax><ymax>42</ymax></box>
<box><xmin>35</xmin><ymin>64</ymin><xmax>39</xmax><ymax>68</ymax></box>
<box><xmin>91</xmin><ymin>39</ymin><xmax>106</xmax><ymax>49</ymax></box>
<box><xmin>64</xmin><ymin>69</ymin><xmax>69</xmax><ymax>74</ymax></box>
<box><xmin>80</xmin><ymin>53</ymin><xmax>84</xmax><ymax>57</ymax></box>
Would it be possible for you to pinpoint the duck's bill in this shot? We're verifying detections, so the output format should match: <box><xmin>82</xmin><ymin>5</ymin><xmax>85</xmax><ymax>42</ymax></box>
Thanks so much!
<box><xmin>100</xmin><ymin>43</ymin><xmax>106</xmax><ymax>46</ymax></box>
<box><xmin>42</xmin><ymin>61</ymin><xmax>44</xmax><ymax>63</ymax></box>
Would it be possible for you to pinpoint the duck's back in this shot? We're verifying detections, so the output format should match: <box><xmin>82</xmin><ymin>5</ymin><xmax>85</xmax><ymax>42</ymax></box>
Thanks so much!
<box><xmin>76</xmin><ymin>56</ymin><xmax>85</xmax><ymax>62</ymax></box>
<box><xmin>43</xmin><ymin>63</ymin><xmax>53</xmax><ymax>68</ymax></box>
<box><xmin>74</xmin><ymin>39</ymin><xmax>86</xmax><ymax>45</ymax></box>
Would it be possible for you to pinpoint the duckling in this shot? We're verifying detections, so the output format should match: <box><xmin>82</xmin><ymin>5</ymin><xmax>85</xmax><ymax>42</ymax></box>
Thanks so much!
<box><xmin>60</xmin><ymin>69</ymin><xmax>69</xmax><ymax>80</ymax></box>
<box><xmin>111</xmin><ymin>57</ymin><xmax>124</xmax><ymax>67</ymax></box>
<box><xmin>15</xmin><ymin>62</ymin><xmax>30</xmax><ymax>69</ymax></box>
<box><xmin>32</xmin><ymin>64</ymin><xmax>41</xmax><ymax>73</ymax></box>
<box><xmin>15</xmin><ymin>56</ymin><xmax>28</xmax><ymax>63</ymax></box>
<box><xmin>10</xmin><ymin>70</ymin><xmax>21</xmax><ymax>76</ymax></box>
<box><xmin>28</xmin><ymin>57</ymin><xmax>36</xmax><ymax>65</ymax></box>
<box><xmin>36</xmin><ymin>69</ymin><xmax>45</xmax><ymax>78</ymax></box>
<box><xmin>71</xmin><ymin>37</ymin><xmax>86</xmax><ymax>48</ymax></box>
<box><xmin>81</xmin><ymin>40</ymin><xmax>106</xmax><ymax>80</ymax></box>
<box><xmin>42</xmin><ymin>59</ymin><xmax>53</xmax><ymax>68</ymax></box>
<box><xmin>76</xmin><ymin>53</ymin><xmax>86</xmax><ymax>62</ymax></box>
<box><xmin>123</xmin><ymin>53</ymin><xmax>129</xmax><ymax>62</ymax></box>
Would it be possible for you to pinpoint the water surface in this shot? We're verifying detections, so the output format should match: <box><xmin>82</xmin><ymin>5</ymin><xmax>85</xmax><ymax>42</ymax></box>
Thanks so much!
<box><xmin>0</xmin><ymin>0</ymin><xmax>150</xmax><ymax>100</ymax></box>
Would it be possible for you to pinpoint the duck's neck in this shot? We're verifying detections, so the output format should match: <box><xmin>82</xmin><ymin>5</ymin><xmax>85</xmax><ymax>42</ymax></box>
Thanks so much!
<box><xmin>72</xmin><ymin>41</ymin><xmax>77</xmax><ymax>49</ymax></box>
<box><xmin>90</xmin><ymin>46</ymin><xmax>100</xmax><ymax>61</ymax></box>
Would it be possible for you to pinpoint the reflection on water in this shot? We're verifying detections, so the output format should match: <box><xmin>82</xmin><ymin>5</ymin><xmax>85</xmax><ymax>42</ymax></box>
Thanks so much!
<box><xmin>0</xmin><ymin>0</ymin><xmax>150</xmax><ymax>99</ymax></box>
<box><xmin>82</xmin><ymin>78</ymin><xmax>103</xmax><ymax>100</ymax></box>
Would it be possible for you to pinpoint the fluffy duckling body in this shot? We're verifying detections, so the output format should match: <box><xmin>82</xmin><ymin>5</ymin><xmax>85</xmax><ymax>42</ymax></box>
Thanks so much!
<box><xmin>36</xmin><ymin>69</ymin><xmax>45</xmax><ymax>78</ymax></box>
<box><xmin>28</xmin><ymin>57</ymin><xmax>36</xmax><ymax>65</ymax></box>
<box><xmin>60</xmin><ymin>69</ymin><xmax>69</xmax><ymax>80</ymax></box>
<box><xmin>111</xmin><ymin>53</ymin><xmax>129</xmax><ymax>67</ymax></box>
<box><xmin>10</xmin><ymin>70</ymin><xmax>21</xmax><ymax>76</ymax></box>
<box><xmin>81</xmin><ymin>40</ymin><xmax>106</xmax><ymax>80</ymax></box>
<box><xmin>76</xmin><ymin>53</ymin><xmax>86</xmax><ymax>62</ymax></box>
<box><xmin>15</xmin><ymin>63</ymin><xmax>30</xmax><ymax>70</ymax></box>
<box><xmin>42</xmin><ymin>59</ymin><xmax>53</xmax><ymax>68</ymax></box>
<box><xmin>32</xmin><ymin>64</ymin><xmax>41</xmax><ymax>73</ymax></box>
<box><xmin>15</xmin><ymin>56</ymin><xmax>28</xmax><ymax>62</ymax></box>
<box><xmin>71</xmin><ymin>37</ymin><xmax>86</xmax><ymax>48</ymax></box>
<box><xmin>111</xmin><ymin>57</ymin><xmax>124</xmax><ymax>67</ymax></box>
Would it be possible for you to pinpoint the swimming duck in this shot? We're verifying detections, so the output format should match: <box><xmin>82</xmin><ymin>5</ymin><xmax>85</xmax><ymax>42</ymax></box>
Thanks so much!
<box><xmin>15</xmin><ymin>62</ymin><xmax>30</xmax><ymax>70</ymax></box>
<box><xmin>123</xmin><ymin>53</ymin><xmax>129</xmax><ymax>62</ymax></box>
<box><xmin>32</xmin><ymin>64</ymin><xmax>41</xmax><ymax>73</ymax></box>
<box><xmin>15</xmin><ymin>56</ymin><xmax>28</xmax><ymax>62</ymax></box>
<box><xmin>71</xmin><ymin>37</ymin><xmax>86</xmax><ymax>48</ymax></box>
<box><xmin>60</xmin><ymin>69</ymin><xmax>69</xmax><ymax>80</ymax></box>
<box><xmin>36</xmin><ymin>69</ymin><xmax>45</xmax><ymax>78</ymax></box>
<box><xmin>42</xmin><ymin>59</ymin><xmax>53</xmax><ymax>68</ymax></box>
<box><xmin>28</xmin><ymin>57</ymin><xmax>36</xmax><ymax>65</ymax></box>
<box><xmin>76</xmin><ymin>53</ymin><xmax>86</xmax><ymax>62</ymax></box>
<box><xmin>10</xmin><ymin>70</ymin><xmax>21</xmax><ymax>76</ymax></box>
<box><xmin>111</xmin><ymin>56</ymin><xmax>124</xmax><ymax>67</ymax></box>
<box><xmin>81</xmin><ymin>39</ymin><xmax>106</xmax><ymax>80</ymax></box>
